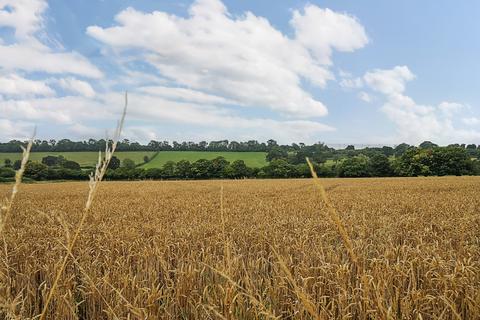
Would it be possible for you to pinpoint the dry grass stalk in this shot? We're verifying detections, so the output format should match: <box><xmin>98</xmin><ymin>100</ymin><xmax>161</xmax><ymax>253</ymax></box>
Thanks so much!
<box><xmin>0</xmin><ymin>130</ymin><xmax>35</xmax><ymax>235</ymax></box>
<box><xmin>272</xmin><ymin>247</ymin><xmax>321</xmax><ymax>320</ymax></box>
<box><xmin>220</xmin><ymin>184</ymin><xmax>231</xmax><ymax>273</ymax></box>
<box><xmin>38</xmin><ymin>93</ymin><xmax>127</xmax><ymax>320</ymax></box>
<box><xmin>306</xmin><ymin>157</ymin><xmax>358</xmax><ymax>265</ymax></box>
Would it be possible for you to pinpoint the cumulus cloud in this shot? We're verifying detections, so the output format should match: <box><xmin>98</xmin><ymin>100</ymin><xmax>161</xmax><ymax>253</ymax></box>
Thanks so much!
<box><xmin>0</xmin><ymin>73</ymin><xmax>54</xmax><ymax>96</ymax></box>
<box><xmin>0</xmin><ymin>119</ymin><xmax>34</xmax><ymax>140</ymax></box>
<box><xmin>340</xmin><ymin>77</ymin><xmax>363</xmax><ymax>89</ymax></box>
<box><xmin>364</xmin><ymin>66</ymin><xmax>480</xmax><ymax>144</ymax></box>
<box><xmin>137</xmin><ymin>86</ymin><xmax>236</xmax><ymax>105</ymax></box>
<box><xmin>0</xmin><ymin>0</ymin><xmax>102</xmax><ymax>78</ymax></box>
<box><xmin>358</xmin><ymin>91</ymin><xmax>371</xmax><ymax>102</ymax></box>
<box><xmin>56</xmin><ymin>77</ymin><xmax>96</xmax><ymax>98</ymax></box>
<box><xmin>291</xmin><ymin>5</ymin><xmax>368</xmax><ymax>65</ymax></box>
<box><xmin>364</xmin><ymin>66</ymin><xmax>415</xmax><ymax>95</ymax></box>
<box><xmin>87</xmin><ymin>0</ymin><xmax>368</xmax><ymax>118</ymax></box>
<box><xmin>463</xmin><ymin>117</ymin><xmax>480</xmax><ymax>126</ymax></box>
<box><xmin>0</xmin><ymin>0</ymin><xmax>47</xmax><ymax>39</ymax></box>
<box><xmin>1</xmin><ymin>0</ymin><xmax>369</xmax><ymax>143</ymax></box>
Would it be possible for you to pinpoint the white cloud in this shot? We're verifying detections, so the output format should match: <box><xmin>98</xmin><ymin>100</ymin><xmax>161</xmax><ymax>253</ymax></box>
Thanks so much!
<box><xmin>437</xmin><ymin>101</ymin><xmax>465</xmax><ymax>117</ymax></box>
<box><xmin>138</xmin><ymin>86</ymin><xmax>236</xmax><ymax>105</ymax></box>
<box><xmin>57</xmin><ymin>77</ymin><xmax>96</xmax><ymax>98</ymax></box>
<box><xmin>0</xmin><ymin>0</ymin><xmax>103</xmax><ymax>78</ymax></box>
<box><xmin>340</xmin><ymin>77</ymin><xmax>363</xmax><ymax>89</ymax></box>
<box><xmin>101</xmin><ymin>91</ymin><xmax>336</xmax><ymax>143</ymax></box>
<box><xmin>463</xmin><ymin>117</ymin><xmax>480</xmax><ymax>126</ymax></box>
<box><xmin>0</xmin><ymin>44</ymin><xmax>103</xmax><ymax>78</ymax></box>
<box><xmin>364</xmin><ymin>66</ymin><xmax>480</xmax><ymax>144</ymax></box>
<box><xmin>0</xmin><ymin>0</ymin><xmax>47</xmax><ymax>39</ymax></box>
<box><xmin>0</xmin><ymin>119</ymin><xmax>34</xmax><ymax>140</ymax></box>
<box><xmin>0</xmin><ymin>73</ymin><xmax>54</xmax><ymax>96</ymax></box>
<box><xmin>358</xmin><ymin>91</ymin><xmax>371</xmax><ymax>102</ymax></box>
<box><xmin>291</xmin><ymin>5</ymin><xmax>368</xmax><ymax>65</ymax></box>
<box><xmin>364</xmin><ymin>66</ymin><xmax>415</xmax><ymax>95</ymax></box>
<box><xmin>87</xmin><ymin>0</ymin><xmax>368</xmax><ymax>118</ymax></box>
<box><xmin>0</xmin><ymin>95</ymin><xmax>110</xmax><ymax>124</ymax></box>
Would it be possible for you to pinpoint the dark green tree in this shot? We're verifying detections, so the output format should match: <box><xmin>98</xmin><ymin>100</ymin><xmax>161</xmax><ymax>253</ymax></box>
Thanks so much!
<box><xmin>122</xmin><ymin>158</ymin><xmax>136</xmax><ymax>170</ymax></box>
<box><xmin>369</xmin><ymin>153</ymin><xmax>393</xmax><ymax>177</ymax></box>
<box><xmin>175</xmin><ymin>160</ymin><xmax>191</xmax><ymax>178</ymax></box>
<box><xmin>266</xmin><ymin>146</ymin><xmax>288</xmax><ymax>162</ymax></box>
<box><xmin>3</xmin><ymin>158</ymin><xmax>12</xmax><ymax>168</ymax></box>
<box><xmin>13</xmin><ymin>160</ymin><xmax>22</xmax><ymax>170</ymax></box>
<box><xmin>24</xmin><ymin>162</ymin><xmax>49</xmax><ymax>180</ymax></box>
<box><xmin>338</xmin><ymin>156</ymin><xmax>371</xmax><ymax>177</ymax></box>
<box><xmin>419</xmin><ymin>141</ymin><xmax>438</xmax><ymax>149</ymax></box>
<box><xmin>62</xmin><ymin>160</ymin><xmax>81</xmax><ymax>170</ymax></box>
<box><xmin>107</xmin><ymin>156</ymin><xmax>121</xmax><ymax>170</ymax></box>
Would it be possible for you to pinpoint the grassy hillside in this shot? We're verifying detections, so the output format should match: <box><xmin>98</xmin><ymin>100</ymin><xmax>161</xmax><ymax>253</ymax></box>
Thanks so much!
<box><xmin>141</xmin><ymin>151</ymin><xmax>267</xmax><ymax>168</ymax></box>
<box><xmin>0</xmin><ymin>151</ymin><xmax>156</xmax><ymax>167</ymax></box>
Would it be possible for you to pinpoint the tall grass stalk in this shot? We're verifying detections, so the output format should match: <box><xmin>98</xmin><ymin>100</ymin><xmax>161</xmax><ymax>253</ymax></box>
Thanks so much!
<box><xmin>38</xmin><ymin>93</ymin><xmax>127</xmax><ymax>320</ymax></box>
<box><xmin>0</xmin><ymin>129</ymin><xmax>35</xmax><ymax>235</ymax></box>
<box><xmin>306</xmin><ymin>157</ymin><xmax>358</xmax><ymax>264</ymax></box>
<box><xmin>220</xmin><ymin>184</ymin><xmax>231</xmax><ymax>272</ymax></box>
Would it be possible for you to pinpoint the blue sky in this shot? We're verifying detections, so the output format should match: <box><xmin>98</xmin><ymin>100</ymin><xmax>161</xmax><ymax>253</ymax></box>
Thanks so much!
<box><xmin>1</xmin><ymin>0</ymin><xmax>479</xmax><ymax>145</ymax></box>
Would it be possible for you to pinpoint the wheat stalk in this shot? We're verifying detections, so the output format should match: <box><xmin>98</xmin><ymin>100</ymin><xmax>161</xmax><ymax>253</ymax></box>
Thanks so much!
<box><xmin>38</xmin><ymin>92</ymin><xmax>128</xmax><ymax>320</ymax></box>
<box><xmin>0</xmin><ymin>129</ymin><xmax>35</xmax><ymax>235</ymax></box>
<box><xmin>306</xmin><ymin>157</ymin><xmax>358</xmax><ymax>264</ymax></box>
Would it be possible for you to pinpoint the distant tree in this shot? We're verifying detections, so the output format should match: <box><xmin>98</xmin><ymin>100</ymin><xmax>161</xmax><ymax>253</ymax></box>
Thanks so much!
<box><xmin>162</xmin><ymin>161</ymin><xmax>176</xmax><ymax>179</ymax></box>
<box><xmin>266</xmin><ymin>146</ymin><xmax>288</xmax><ymax>162</ymax></box>
<box><xmin>466</xmin><ymin>144</ymin><xmax>478</xmax><ymax>157</ymax></box>
<box><xmin>24</xmin><ymin>162</ymin><xmax>49</xmax><ymax>180</ymax></box>
<box><xmin>0</xmin><ymin>167</ymin><xmax>15</xmax><ymax>178</ymax></box>
<box><xmin>266</xmin><ymin>139</ymin><xmax>278</xmax><ymax>149</ymax></box>
<box><xmin>369</xmin><ymin>153</ymin><xmax>393</xmax><ymax>177</ymax></box>
<box><xmin>175</xmin><ymin>160</ymin><xmax>191</xmax><ymax>178</ymax></box>
<box><xmin>42</xmin><ymin>155</ymin><xmax>66</xmax><ymax>167</ymax></box>
<box><xmin>262</xmin><ymin>159</ymin><xmax>297</xmax><ymax>178</ymax></box>
<box><xmin>394</xmin><ymin>148</ymin><xmax>432</xmax><ymax>177</ymax></box>
<box><xmin>224</xmin><ymin>160</ymin><xmax>250</xmax><ymax>178</ymax></box>
<box><xmin>143</xmin><ymin>155</ymin><xmax>150</xmax><ymax>163</ymax></box>
<box><xmin>419</xmin><ymin>141</ymin><xmax>438</xmax><ymax>149</ymax></box>
<box><xmin>430</xmin><ymin>147</ymin><xmax>470</xmax><ymax>176</ymax></box>
<box><xmin>122</xmin><ymin>158</ymin><xmax>136</xmax><ymax>170</ymax></box>
<box><xmin>345</xmin><ymin>145</ymin><xmax>355</xmax><ymax>150</ymax></box>
<box><xmin>210</xmin><ymin>157</ymin><xmax>229</xmax><ymax>178</ymax></box>
<box><xmin>62</xmin><ymin>160</ymin><xmax>81</xmax><ymax>170</ymax></box>
<box><xmin>13</xmin><ymin>160</ymin><xmax>21</xmax><ymax>170</ymax></box>
<box><xmin>394</xmin><ymin>143</ymin><xmax>411</xmax><ymax>157</ymax></box>
<box><xmin>191</xmin><ymin>159</ymin><xmax>212</xmax><ymax>179</ymax></box>
<box><xmin>107</xmin><ymin>156</ymin><xmax>121</xmax><ymax>170</ymax></box>
<box><xmin>3</xmin><ymin>158</ymin><xmax>12</xmax><ymax>168</ymax></box>
<box><xmin>145</xmin><ymin>168</ymin><xmax>162</xmax><ymax>179</ymax></box>
<box><xmin>338</xmin><ymin>156</ymin><xmax>371</xmax><ymax>177</ymax></box>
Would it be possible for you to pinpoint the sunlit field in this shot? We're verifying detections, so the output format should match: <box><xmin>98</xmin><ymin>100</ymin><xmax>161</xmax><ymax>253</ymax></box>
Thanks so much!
<box><xmin>1</xmin><ymin>177</ymin><xmax>479</xmax><ymax>319</ymax></box>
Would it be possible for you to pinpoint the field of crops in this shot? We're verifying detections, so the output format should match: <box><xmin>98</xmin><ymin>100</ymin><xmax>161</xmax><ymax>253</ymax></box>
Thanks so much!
<box><xmin>141</xmin><ymin>151</ymin><xmax>268</xmax><ymax>168</ymax></box>
<box><xmin>0</xmin><ymin>152</ymin><xmax>156</xmax><ymax>167</ymax></box>
<box><xmin>0</xmin><ymin>177</ymin><xmax>479</xmax><ymax>319</ymax></box>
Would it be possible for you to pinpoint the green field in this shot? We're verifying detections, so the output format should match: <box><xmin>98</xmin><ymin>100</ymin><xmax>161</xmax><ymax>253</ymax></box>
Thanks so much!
<box><xmin>141</xmin><ymin>151</ymin><xmax>267</xmax><ymax>168</ymax></box>
<box><xmin>0</xmin><ymin>152</ymin><xmax>156</xmax><ymax>167</ymax></box>
<box><xmin>0</xmin><ymin>151</ymin><xmax>268</xmax><ymax>168</ymax></box>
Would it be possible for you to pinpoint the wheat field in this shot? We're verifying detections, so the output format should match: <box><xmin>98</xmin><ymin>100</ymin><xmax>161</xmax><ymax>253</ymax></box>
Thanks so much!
<box><xmin>0</xmin><ymin>177</ymin><xmax>479</xmax><ymax>319</ymax></box>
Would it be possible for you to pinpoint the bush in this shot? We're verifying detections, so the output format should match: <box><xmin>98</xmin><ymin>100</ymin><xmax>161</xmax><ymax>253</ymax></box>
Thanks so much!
<box><xmin>24</xmin><ymin>162</ymin><xmax>49</xmax><ymax>180</ymax></box>
<box><xmin>0</xmin><ymin>167</ymin><xmax>15</xmax><ymax>178</ymax></box>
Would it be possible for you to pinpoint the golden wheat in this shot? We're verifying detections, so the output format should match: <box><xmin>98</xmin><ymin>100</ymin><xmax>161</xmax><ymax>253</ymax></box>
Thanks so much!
<box><xmin>0</xmin><ymin>177</ymin><xmax>479</xmax><ymax>319</ymax></box>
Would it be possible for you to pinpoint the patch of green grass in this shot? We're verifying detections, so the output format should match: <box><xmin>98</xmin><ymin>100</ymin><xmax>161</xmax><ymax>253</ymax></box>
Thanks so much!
<box><xmin>0</xmin><ymin>152</ymin><xmax>157</xmax><ymax>168</ymax></box>
<box><xmin>141</xmin><ymin>151</ymin><xmax>268</xmax><ymax>168</ymax></box>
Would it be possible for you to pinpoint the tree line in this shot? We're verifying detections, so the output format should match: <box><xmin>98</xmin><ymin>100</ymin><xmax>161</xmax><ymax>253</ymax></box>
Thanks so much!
<box><xmin>0</xmin><ymin>139</ymin><xmax>282</xmax><ymax>152</ymax></box>
<box><xmin>1</xmin><ymin>141</ymin><xmax>479</xmax><ymax>182</ymax></box>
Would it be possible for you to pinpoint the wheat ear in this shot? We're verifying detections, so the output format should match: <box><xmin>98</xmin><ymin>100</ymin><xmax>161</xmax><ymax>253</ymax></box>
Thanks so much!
<box><xmin>38</xmin><ymin>92</ymin><xmax>127</xmax><ymax>320</ymax></box>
